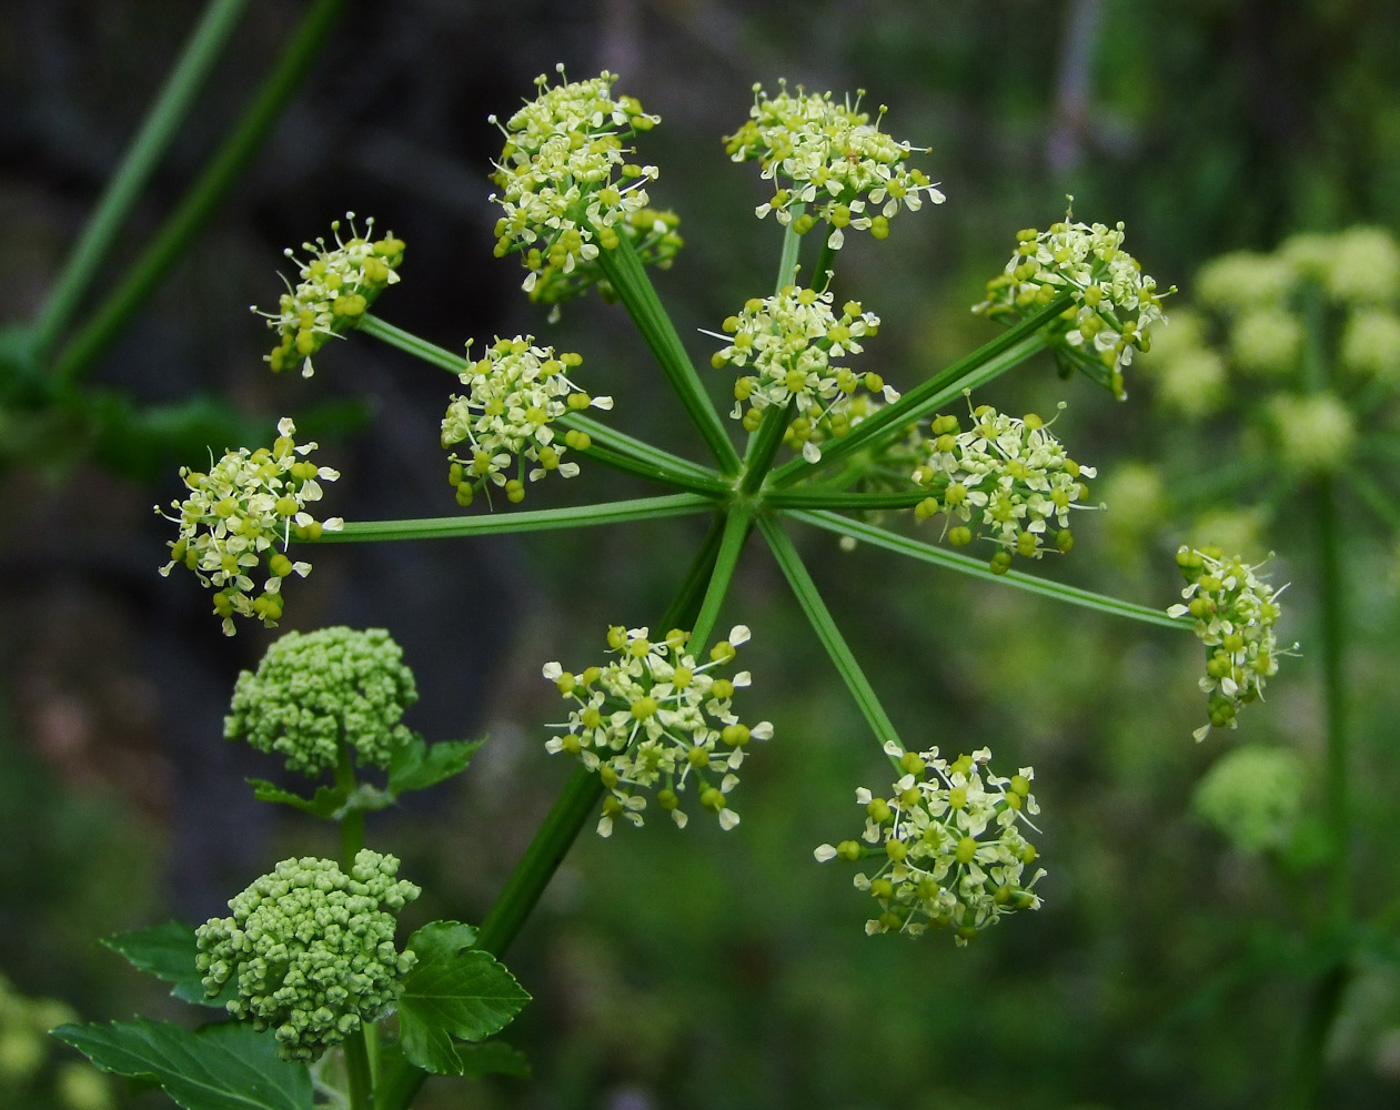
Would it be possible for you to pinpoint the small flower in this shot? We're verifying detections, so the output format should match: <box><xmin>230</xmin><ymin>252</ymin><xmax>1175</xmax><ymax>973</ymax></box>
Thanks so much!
<box><xmin>975</xmin><ymin>200</ymin><xmax>1170</xmax><ymax>398</ymax></box>
<box><xmin>156</xmin><ymin>418</ymin><xmax>343</xmax><ymax>635</ymax></box>
<box><xmin>195</xmin><ymin>851</ymin><xmax>420</xmax><ymax>1063</ymax></box>
<box><xmin>255</xmin><ymin>214</ymin><xmax>404</xmax><ymax>378</ymax></box>
<box><xmin>490</xmin><ymin>66</ymin><xmax>663</xmax><ymax>295</ymax></box>
<box><xmin>528</xmin><ymin>207</ymin><xmax>685</xmax><ymax>319</ymax></box>
<box><xmin>441</xmin><ymin>336</ymin><xmax>611</xmax><ymax>507</ymax></box>
<box><xmin>226</xmin><ymin>627</ymin><xmax>419</xmax><ymax>777</ymax></box>
<box><xmin>710</xmin><ymin>285</ymin><xmax>894</xmax><ymax>462</ymax></box>
<box><xmin>909</xmin><ymin>402</ymin><xmax>1097</xmax><ymax>569</ymax></box>
<box><xmin>542</xmin><ymin>624</ymin><xmax>772</xmax><ymax>834</ymax></box>
<box><xmin>816</xmin><ymin>746</ymin><xmax>1045</xmax><ymax>945</ymax></box>
<box><xmin>1229</xmin><ymin>307</ymin><xmax>1302</xmax><ymax>376</ymax></box>
<box><xmin>724</xmin><ymin>81</ymin><xmax>945</xmax><ymax>249</ymax></box>
<box><xmin>1340</xmin><ymin>309</ymin><xmax>1400</xmax><ymax>379</ymax></box>
<box><xmin>1169</xmin><ymin>545</ymin><xmax>1297</xmax><ymax>741</ymax></box>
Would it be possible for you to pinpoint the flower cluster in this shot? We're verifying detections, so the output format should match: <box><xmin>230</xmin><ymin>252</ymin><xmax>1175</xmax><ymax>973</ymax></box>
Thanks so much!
<box><xmin>975</xmin><ymin>205</ymin><xmax>1170</xmax><ymax>398</ymax></box>
<box><xmin>542</xmin><ymin>625</ymin><xmax>773</xmax><ymax>836</ymax></box>
<box><xmin>225</xmin><ymin>627</ymin><xmax>419</xmax><ymax>777</ymax></box>
<box><xmin>909</xmin><ymin>404</ymin><xmax>1097</xmax><ymax>571</ymax></box>
<box><xmin>528</xmin><ymin>206</ymin><xmax>684</xmax><ymax>319</ymax></box>
<box><xmin>815</xmin><ymin>744</ymin><xmax>1044</xmax><ymax>944</ymax></box>
<box><xmin>1170</xmin><ymin>545</ymin><xmax>1294</xmax><ymax>741</ymax></box>
<box><xmin>441</xmin><ymin>336</ymin><xmax>611</xmax><ymax>506</ymax></box>
<box><xmin>256</xmin><ymin>214</ymin><xmax>404</xmax><ymax>378</ymax></box>
<box><xmin>195</xmin><ymin>851</ymin><xmax>420</xmax><ymax>1063</ymax></box>
<box><xmin>157</xmin><ymin>418</ymin><xmax>342</xmax><ymax>635</ymax></box>
<box><xmin>724</xmin><ymin>81</ymin><xmax>945</xmax><ymax>248</ymax></box>
<box><xmin>490</xmin><ymin>67</ymin><xmax>662</xmax><ymax>294</ymax></box>
<box><xmin>1193</xmin><ymin>744</ymin><xmax>1307</xmax><ymax>855</ymax></box>
<box><xmin>711</xmin><ymin>285</ymin><xmax>894</xmax><ymax>462</ymax></box>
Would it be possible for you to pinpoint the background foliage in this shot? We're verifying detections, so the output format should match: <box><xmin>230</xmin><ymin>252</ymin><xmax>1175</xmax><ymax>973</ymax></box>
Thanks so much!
<box><xmin>4</xmin><ymin>1</ymin><xmax>1400</xmax><ymax>1106</ymax></box>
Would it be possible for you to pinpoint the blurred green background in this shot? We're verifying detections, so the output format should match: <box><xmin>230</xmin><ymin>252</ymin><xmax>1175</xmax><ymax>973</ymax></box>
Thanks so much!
<box><xmin>4</xmin><ymin>0</ymin><xmax>1400</xmax><ymax>1106</ymax></box>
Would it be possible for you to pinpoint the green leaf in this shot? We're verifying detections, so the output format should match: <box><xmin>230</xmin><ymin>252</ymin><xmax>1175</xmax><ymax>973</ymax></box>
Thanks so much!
<box><xmin>52</xmin><ymin>1019</ymin><xmax>312</xmax><ymax>1110</ymax></box>
<box><xmin>102</xmin><ymin>923</ymin><xmax>230</xmax><ymax>1007</ymax></box>
<box><xmin>388</xmin><ymin>737</ymin><xmax>483</xmax><ymax>796</ymax></box>
<box><xmin>452</xmin><ymin>1040</ymin><xmax>530</xmax><ymax>1078</ymax></box>
<box><xmin>398</xmin><ymin>921</ymin><xmax>530</xmax><ymax>1075</ymax></box>
<box><xmin>246</xmin><ymin>779</ymin><xmax>348</xmax><ymax>818</ymax></box>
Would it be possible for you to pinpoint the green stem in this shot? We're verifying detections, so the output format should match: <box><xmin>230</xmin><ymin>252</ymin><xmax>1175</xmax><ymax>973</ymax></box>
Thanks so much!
<box><xmin>740</xmin><ymin>399</ymin><xmax>795</xmax><ymax>496</ymax></box>
<box><xmin>787</xmin><ymin>509</ymin><xmax>1189</xmax><ymax>631</ymax></box>
<box><xmin>316</xmin><ymin>493</ymin><xmax>714</xmax><ymax>544</ymax></box>
<box><xmin>1284</xmin><ymin>962</ymin><xmax>1350</xmax><ymax>1110</ymax></box>
<box><xmin>473</xmin><ymin>514</ymin><xmax>730</xmax><ymax>959</ymax></box>
<box><xmin>1341</xmin><ymin>467</ymin><xmax>1400</xmax><ymax>532</ymax></box>
<box><xmin>765</xmin><ymin>489</ymin><xmax>932</xmax><ymax>511</ymax></box>
<box><xmin>333</xmin><ymin>742</ymin><xmax>373</xmax><ymax>1110</ymax></box>
<box><xmin>769</xmin><ymin>296</ymin><xmax>1070</xmax><ymax>487</ymax></box>
<box><xmin>1317</xmin><ymin>478</ymin><xmax>1349</xmax><ymax>926</ymax></box>
<box><xmin>594</xmin><ymin>233</ymin><xmax>741</xmax><ymax>474</ymax></box>
<box><xmin>30</xmin><ymin>0</ymin><xmax>252</xmax><ymax>363</ymax></box>
<box><xmin>689</xmin><ymin>505</ymin><xmax>752</xmax><ymax>653</ymax></box>
<box><xmin>358</xmin><ymin>312</ymin><xmax>723</xmax><ymax>487</ymax></box>
<box><xmin>574</xmin><ymin>442</ymin><xmax>730</xmax><ymax>496</ymax></box>
<box><xmin>775</xmin><ymin>215</ymin><xmax>804</xmax><ymax>293</ymax></box>
<box><xmin>755</xmin><ymin>513</ymin><xmax>904</xmax><ymax>764</ymax></box>
<box><xmin>51</xmin><ymin>0</ymin><xmax>354</xmax><ymax>384</ymax></box>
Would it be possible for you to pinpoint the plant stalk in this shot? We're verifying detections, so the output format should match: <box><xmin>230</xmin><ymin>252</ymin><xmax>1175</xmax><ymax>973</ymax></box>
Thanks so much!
<box><xmin>51</xmin><ymin>0</ymin><xmax>354</xmax><ymax>384</ymax></box>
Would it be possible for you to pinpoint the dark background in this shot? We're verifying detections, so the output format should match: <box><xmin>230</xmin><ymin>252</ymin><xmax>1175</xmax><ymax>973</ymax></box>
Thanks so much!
<box><xmin>4</xmin><ymin>1</ymin><xmax>1400</xmax><ymax>1107</ymax></box>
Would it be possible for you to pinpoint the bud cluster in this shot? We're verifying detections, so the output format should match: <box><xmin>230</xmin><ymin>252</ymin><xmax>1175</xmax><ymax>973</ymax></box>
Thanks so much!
<box><xmin>441</xmin><ymin>336</ymin><xmax>611</xmax><ymax>507</ymax></box>
<box><xmin>724</xmin><ymin>81</ymin><xmax>944</xmax><ymax>247</ymax></box>
<box><xmin>256</xmin><ymin>214</ymin><xmax>404</xmax><ymax>378</ymax></box>
<box><xmin>975</xmin><ymin>206</ymin><xmax>1169</xmax><ymax>398</ymax></box>
<box><xmin>542</xmin><ymin>625</ymin><xmax>773</xmax><ymax>836</ymax></box>
<box><xmin>490</xmin><ymin>67</ymin><xmax>662</xmax><ymax>294</ymax></box>
<box><xmin>909</xmin><ymin>404</ymin><xmax>1096</xmax><ymax>571</ymax></box>
<box><xmin>711</xmin><ymin>285</ymin><xmax>894</xmax><ymax>462</ymax></box>
<box><xmin>815</xmin><ymin>744</ymin><xmax>1044</xmax><ymax>944</ymax></box>
<box><xmin>157</xmin><ymin>418</ymin><xmax>342</xmax><ymax>635</ymax></box>
<box><xmin>1169</xmin><ymin>545</ymin><xmax>1294</xmax><ymax>741</ymax></box>
<box><xmin>195</xmin><ymin>851</ymin><xmax>420</xmax><ymax>1063</ymax></box>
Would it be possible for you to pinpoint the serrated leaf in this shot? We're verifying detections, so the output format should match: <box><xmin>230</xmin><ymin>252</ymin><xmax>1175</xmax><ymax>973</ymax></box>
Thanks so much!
<box><xmin>389</xmin><ymin>737</ymin><xmax>483</xmax><ymax>796</ymax></box>
<box><xmin>246</xmin><ymin>779</ymin><xmax>348</xmax><ymax>818</ymax></box>
<box><xmin>53</xmin><ymin>1019</ymin><xmax>312</xmax><ymax>1110</ymax></box>
<box><xmin>398</xmin><ymin>922</ymin><xmax>529</xmax><ymax>1075</ymax></box>
<box><xmin>102</xmin><ymin>923</ymin><xmax>230</xmax><ymax>1007</ymax></box>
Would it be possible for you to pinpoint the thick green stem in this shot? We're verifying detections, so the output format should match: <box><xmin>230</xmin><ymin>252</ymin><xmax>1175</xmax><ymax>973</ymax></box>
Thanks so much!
<box><xmin>51</xmin><ymin>0</ymin><xmax>354</xmax><ymax>384</ymax></box>
<box><xmin>333</xmin><ymin>741</ymin><xmax>373</xmax><ymax>1109</ymax></box>
<box><xmin>30</xmin><ymin>0</ymin><xmax>251</xmax><ymax>362</ymax></box>
<box><xmin>473</xmin><ymin>513</ymin><xmax>730</xmax><ymax>958</ymax></box>
<box><xmin>768</xmin><ymin>295</ymin><xmax>1070</xmax><ymax>486</ymax></box>
<box><xmin>741</xmin><ymin>399</ymin><xmax>795</xmax><ymax>496</ymax></box>
<box><xmin>765</xmin><ymin>489</ymin><xmax>933</xmax><ymax>512</ymax></box>
<box><xmin>689</xmin><ymin>505</ymin><xmax>752</xmax><ymax>653</ymax></box>
<box><xmin>812</xmin><ymin>233</ymin><xmax>837</xmax><ymax>292</ymax></box>
<box><xmin>756</xmin><ymin>513</ymin><xmax>903</xmax><ymax>764</ymax></box>
<box><xmin>775</xmin><ymin>215</ymin><xmax>804</xmax><ymax>293</ymax></box>
<box><xmin>594</xmin><ymin>234</ymin><xmax>741</xmax><ymax>474</ymax></box>
<box><xmin>1284</xmin><ymin>962</ymin><xmax>1350</xmax><ymax>1110</ymax></box>
<box><xmin>317</xmin><ymin>493</ymin><xmax>715</xmax><ymax>544</ymax></box>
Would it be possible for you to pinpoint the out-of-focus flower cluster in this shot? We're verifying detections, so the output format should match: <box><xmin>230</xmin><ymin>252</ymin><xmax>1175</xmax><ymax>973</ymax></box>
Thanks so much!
<box><xmin>711</xmin><ymin>284</ymin><xmax>894</xmax><ymax>462</ymax></box>
<box><xmin>1138</xmin><ymin>228</ymin><xmax>1400</xmax><ymax>477</ymax></box>
<box><xmin>542</xmin><ymin>625</ymin><xmax>773</xmax><ymax>836</ymax></box>
<box><xmin>196</xmin><ymin>851</ymin><xmax>420</xmax><ymax>1063</ymax></box>
<box><xmin>1170</xmin><ymin>545</ymin><xmax>1294</xmax><ymax>741</ymax></box>
<box><xmin>441</xmin><ymin>336</ymin><xmax>611</xmax><ymax>507</ymax></box>
<box><xmin>257</xmin><ymin>214</ymin><xmax>404</xmax><ymax>378</ymax></box>
<box><xmin>1193</xmin><ymin>744</ymin><xmax>1307</xmax><ymax>855</ymax></box>
<box><xmin>226</xmin><ymin>627</ymin><xmax>419</xmax><ymax>777</ymax></box>
<box><xmin>909</xmin><ymin>403</ymin><xmax>1096</xmax><ymax>571</ymax></box>
<box><xmin>976</xmin><ymin>206</ymin><xmax>1169</xmax><ymax>398</ymax></box>
<box><xmin>724</xmin><ymin>81</ymin><xmax>944</xmax><ymax>248</ymax></box>
<box><xmin>815</xmin><ymin>744</ymin><xmax>1044</xmax><ymax>945</ymax></box>
<box><xmin>490</xmin><ymin>67</ymin><xmax>664</xmax><ymax>297</ymax></box>
<box><xmin>157</xmin><ymin>418</ymin><xmax>342</xmax><ymax>635</ymax></box>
